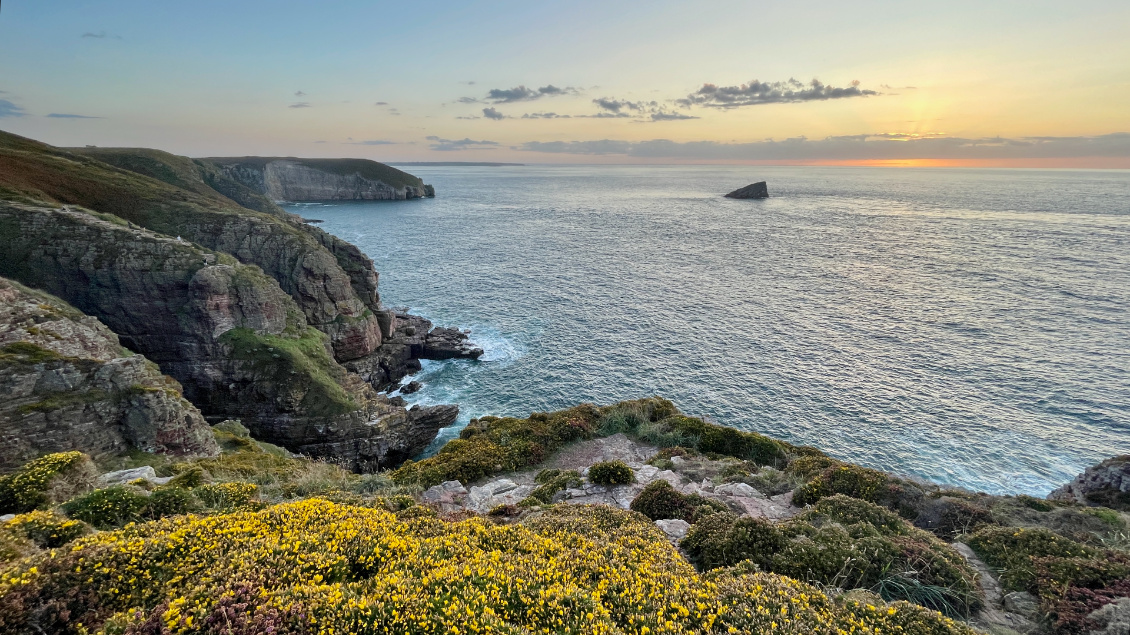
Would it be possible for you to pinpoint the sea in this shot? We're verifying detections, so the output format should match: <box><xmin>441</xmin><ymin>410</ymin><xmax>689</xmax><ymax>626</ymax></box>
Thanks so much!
<box><xmin>283</xmin><ymin>165</ymin><xmax>1130</xmax><ymax>497</ymax></box>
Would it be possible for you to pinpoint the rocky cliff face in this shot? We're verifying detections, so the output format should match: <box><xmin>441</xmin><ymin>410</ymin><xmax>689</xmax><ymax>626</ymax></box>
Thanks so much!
<box><xmin>207</xmin><ymin>157</ymin><xmax>435</xmax><ymax>201</ymax></box>
<box><xmin>0</xmin><ymin>277</ymin><xmax>219</xmax><ymax>470</ymax></box>
<box><xmin>0</xmin><ymin>202</ymin><xmax>456</xmax><ymax>470</ymax></box>
<box><xmin>1049</xmin><ymin>456</ymin><xmax>1130</xmax><ymax>510</ymax></box>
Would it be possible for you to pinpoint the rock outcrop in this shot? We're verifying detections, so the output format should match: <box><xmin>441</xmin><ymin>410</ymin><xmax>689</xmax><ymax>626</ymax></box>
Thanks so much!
<box><xmin>724</xmin><ymin>182</ymin><xmax>769</xmax><ymax>199</ymax></box>
<box><xmin>344</xmin><ymin>312</ymin><xmax>484</xmax><ymax>389</ymax></box>
<box><xmin>1049</xmin><ymin>456</ymin><xmax>1130</xmax><ymax>510</ymax></box>
<box><xmin>0</xmin><ymin>277</ymin><xmax>219</xmax><ymax>470</ymax></box>
<box><xmin>205</xmin><ymin>157</ymin><xmax>435</xmax><ymax>201</ymax></box>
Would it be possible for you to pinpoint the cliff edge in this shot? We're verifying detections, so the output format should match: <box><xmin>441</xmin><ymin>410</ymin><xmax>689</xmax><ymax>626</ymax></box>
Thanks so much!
<box><xmin>205</xmin><ymin>157</ymin><xmax>435</xmax><ymax>201</ymax></box>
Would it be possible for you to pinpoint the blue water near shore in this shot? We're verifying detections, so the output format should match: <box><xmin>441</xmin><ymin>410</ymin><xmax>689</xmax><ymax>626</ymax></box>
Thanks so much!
<box><xmin>284</xmin><ymin>165</ymin><xmax>1130</xmax><ymax>496</ymax></box>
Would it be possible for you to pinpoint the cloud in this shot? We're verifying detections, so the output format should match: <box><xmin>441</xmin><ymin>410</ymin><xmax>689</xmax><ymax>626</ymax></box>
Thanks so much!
<box><xmin>425</xmin><ymin>136</ymin><xmax>500</xmax><ymax>151</ymax></box>
<box><xmin>289</xmin><ymin>102</ymin><xmax>312</xmax><ymax>108</ymax></box>
<box><xmin>482</xmin><ymin>107</ymin><xmax>507</xmax><ymax>120</ymax></box>
<box><xmin>348</xmin><ymin>139</ymin><xmax>397</xmax><ymax>145</ymax></box>
<box><xmin>0</xmin><ymin>99</ymin><xmax>26</xmax><ymax>118</ymax></box>
<box><xmin>516</xmin><ymin>133</ymin><xmax>1130</xmax><ymax>160</ymax></box>
<box><xmin>374</xmin><ymin>101</ymin><xmax>388</xmax><ymax>106</ymax></box>
<box><xmin>81</xmin><ymin>31</ymin><xmax>122</xmax><ymax>40</ymax></box>
<box><xmin>295</xmin><ymin>90</ymin><xmax>306</xmax><ymax>97</ymax></box>
<box><xmin>521</xmin><ymin>112</ymin><xmax>571</xmax><ymax>119</ymax></box>
<box><xmin>45</xmin><ymin>113</ymin><xmax>102</xmax><ymax>119</ymax></box>
<box><xmin>650</xmin><ymin>111</ymin><xmax>698</xmax><ymax>121</ymax></box>
<box><xmin>456</xmin><ymin>97</ymin><xmax>480</xmax><ymax>104</ymax></box>
<box><xmin>592</xmin><ymin>98</ymin><xmax>651</xmax><ymax>113</ymax></box>
<box><xmin>678</xmin><ymin>78</ymin><xmax>878</xmax><ymax>108</ymax></box>
<box><xmin>483</xmin><ymin>84</ymin><xmax>578</xmax><ymax>103</ymax></box>
<box><xmin>578</xmin><ymin>112</ymin><xmax>632</xmax><ymax>119</ymax></box>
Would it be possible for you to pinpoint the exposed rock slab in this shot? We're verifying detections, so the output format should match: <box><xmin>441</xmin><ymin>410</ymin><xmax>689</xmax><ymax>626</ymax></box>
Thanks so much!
<box><xmin>724</xmin><ymin>182</ymin><xmax>769</xmax><ymax>199</ymax></box>
<box><xmin>1049</xmin><ymin>455</ymin><xmax>1130</xmax><ymax>510</ymax></box>
<box><xmin>0</xmin><ymin>277</ymin><xmax>218</xmax><ymax>470</ymax></box>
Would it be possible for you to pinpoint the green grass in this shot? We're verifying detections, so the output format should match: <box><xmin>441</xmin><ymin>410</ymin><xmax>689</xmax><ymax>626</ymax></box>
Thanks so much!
<box><xmin>219</xmin><ymin>326</ymin><xmax>358</xmax><ymax>417</ymax></box>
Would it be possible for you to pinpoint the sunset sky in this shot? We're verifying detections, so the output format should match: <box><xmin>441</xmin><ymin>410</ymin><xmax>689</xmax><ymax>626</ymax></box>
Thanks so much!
<box><xmin>2</xmin><ymin>0</ymin><xmax>1129</xmax><ymax>166</ymax></box>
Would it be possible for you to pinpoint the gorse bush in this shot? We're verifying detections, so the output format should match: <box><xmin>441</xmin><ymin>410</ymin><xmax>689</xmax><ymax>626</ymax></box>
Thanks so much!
<box><xmin>61</xmin><ymin>485</ymin><xmax>149</xmax><ymax>529</ymax></box>
<box><xmin>0</xmin><ymin>499</ymin><xmax>977</xmax><ymax>635</ymax></box>
<box><xmin>629</xmin><ymin>479</ymin><xmax>728</xmax><ymax>523</ymax></box>
<box><xmin>2</xmin><ymin>510</ymin><xmax>88</xmax><ymax>549</ymax></box>
<box><xmin>587</xmin><ymin>460</ymin><xmax>635</xmax><ymax>485</ymax></box>
<box><xmin>0</xmin><ymin>451</ymin><xmax>95</xmax><ymax>514</ymax></box>
<box><xmin>682</xmin><ymin>495</ymin><xmax>982</xmax><ymax>616</ymax></box>
<box><xmin>194</xmin><ymin>482</ymin><xmax>259</xmax><ymax>509</ymax></box>
<box><xmin>392</xmin><ymin>404</ymin><xmax>600</xmax><ymax>487</ymax></box>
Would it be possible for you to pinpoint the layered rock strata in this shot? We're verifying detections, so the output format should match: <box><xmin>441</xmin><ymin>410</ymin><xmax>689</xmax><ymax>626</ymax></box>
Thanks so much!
<box><xmin>0</xmin><ymin>277</ymin><xmax>219</xmax><ymax>470</ymax></box>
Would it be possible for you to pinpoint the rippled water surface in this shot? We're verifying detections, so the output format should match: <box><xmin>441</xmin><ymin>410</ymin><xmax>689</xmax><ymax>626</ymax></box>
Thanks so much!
<box><xmin>285</xmin><ymin>165</ymin><xmax>1130</xmax><ymax>495</ymax></box>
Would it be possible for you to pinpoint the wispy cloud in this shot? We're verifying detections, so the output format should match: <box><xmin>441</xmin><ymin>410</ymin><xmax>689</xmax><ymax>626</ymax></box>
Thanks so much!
<box><xmin>649</xmin><ymin>111</ymin><xmax>698</xmax><ymax>121</ymax></box>
<box><xmin>592</xmin><ymin>98</ymin><xmax>652</xmax><ymax>113</ymax></box>
<box><xmin>517</xmin><ymin>132</ymin><xmax>1130</xmax><ymax>160</ymax></box>
<box><xmin>425</xmin><ymin>136</ymin><xmax>500</xmax><ymax>151</ymax></box>
<box><xmin>483</xmin><ymin>107</ymin><xmax>507</xmax><ymax>120</ymax></box>
<box><xmin>81</xmin><ymin>31</ymin><xmax>122</xmax><ymax>40</ymax></box>
<box><xmin>678</xmin><ymin>78</ymin><xmax>878</xmax><ymax>108</ymax></box>
<box><xmin>46</xmin><ymin>113</ymin><xmax>102</xmax><ymax>119</ymax></box>
<box><xmin>521</xmin><ymin>112</ymin><xmax>571</xmax><ymax>119</ymax></box>
<box><xmin>295</xmin><ymin>90</ymin><xmax>306</xmax><ymax>97</ymax></box>
<box><xmin>0</xmin><ymin>99</ymin><xmax>26</xmax><ymax>118</ymax></box>
<box><xmin>348</xmin><ymin>139</ymin><xmax>397</xmax><ymax>145</ymax></box>
<box><xmin>479</xmin><ymin>84</ymin><xmax>579</xmax><ymax>103</ymax></box>
<box><xmin>374</xmin><ymin>101</ymin><xmax>388</xmax><ymax>106</ymax></box>
<box><xmin>289</xmin><ymin>102</ymin><xmax>312</xmax><ymax>109</ymax></box>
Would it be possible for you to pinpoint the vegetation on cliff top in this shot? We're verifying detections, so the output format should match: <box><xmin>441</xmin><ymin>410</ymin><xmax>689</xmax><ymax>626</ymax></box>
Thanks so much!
<box><xmin>203</xmin><ymin>155</ymin><xmax>427</xmax><ymax>191</ymax></box>
<box><xmin>2</xmin><ymin>397</ymin><xmax>1128</xmax><ymax>633</ymax></box>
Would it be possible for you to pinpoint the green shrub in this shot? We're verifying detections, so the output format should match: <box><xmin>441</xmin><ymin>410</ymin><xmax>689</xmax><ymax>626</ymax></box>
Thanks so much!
<box><xmin>521</xmin><ymin>469</ymin><xmax>582</xmax><ymax>506</ymax></box>
<box><xmin>630</xmin><ymin>480</ymin><xmax>695</xmax><ymax>520</ymax></box>
<box><xmin>143</xmin><ymin>486</ymin><xmax>201</xmax><ymax>519</ymax></box>
<box><xmin>61</xmin><ymin>486</ymin><xmax>148</xmax><ymax>529</ymax></box>
<box><xmin>0</xmin><ymin>451</ymin><xmax>96</xmax><ymax>514</ymax></box>
<box><xmin>165</xmin><ymin>465</ymin><xmax>207</xmax><ymax>489</ymax></box>
<box><xmin>792</xmin><ymin>463</ymin><xmax>895</xmax><ymax>507</ymax></box>
<box><xmin>392</xmin><ymin>404</ymin><xmax>599</xmax><ymax>488</ymax></box>
<box><xmin>4</xmin><ymin>510</ymin><xmax>88</xmax><ymax>548</ymax></box>
<box><xmin>966</xmin><ymin>526</ymin><xmax>1102</xmax><ymax>590</ymax></box>
<box><xmin>588</xmin><ymin>461</ymin><xmax>634</xmax><ymax>486</ymax></box>
<box><xmin>683</xmin><ymin>497</ymin><xmax>983</xmax><ymax>615</ymax></box>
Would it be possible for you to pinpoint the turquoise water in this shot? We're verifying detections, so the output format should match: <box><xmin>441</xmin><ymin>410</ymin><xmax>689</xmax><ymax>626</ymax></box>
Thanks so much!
<box><xmin>285</xmin><ymin>165</ymin><xmax>1130</xmax><ymax>496</ymax></box>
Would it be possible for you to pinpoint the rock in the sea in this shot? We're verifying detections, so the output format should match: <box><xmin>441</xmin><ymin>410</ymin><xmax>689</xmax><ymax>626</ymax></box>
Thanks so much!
<box><xmin>0</xmin><ymin>277</ymin><xmax>219</xmax><ymax>470</ymax></box>
<box><xmin>345</xmin><ymin>312</ymin><xmax>483</xmax><ymax>390</ymax></box>
<box><xmin>1049</xmin><ymin>456</ymin><xmax>1130</xmax><ymax>510</ymax></box>
<box><xmin>724</xmin><ymin>182</ymin><xmax>769</xmax><ymax>199</ymax></box>
<box><xmin>400</xmin><ymin>380</ymin><xmax>422</xmax><ymax>395</ymax></box>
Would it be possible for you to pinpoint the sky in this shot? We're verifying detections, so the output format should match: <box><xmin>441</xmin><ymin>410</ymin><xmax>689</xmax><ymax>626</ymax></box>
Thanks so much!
<box><xmin>1</xmin><ymin>0</ymin><xmax>1129</xmax><ymax>166</ymax></box>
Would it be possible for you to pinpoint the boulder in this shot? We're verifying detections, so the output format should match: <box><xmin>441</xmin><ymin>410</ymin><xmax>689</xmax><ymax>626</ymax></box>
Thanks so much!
<box><xmin>97</xmin><ymin>466</ymin><xmax>172</xmax><ymax>487</ymax></box>
<box><xmin>724</xmin><ymin>182</ymin><xmax>769</xmax><ymax>199</ymax></box>
<box><xmin>655</xmin><ymin>518</ymin><xmax>691</xmax><ymax>541</ymax></box>
<box><xmin>400</xmin><ymin>380</ymin><xmax>422</xmax><ymax>395</ymax></box>
<box><xmin>422</xmin><ymin>480</ymin><xmax>469</xmax><ymax>513</ymax></box>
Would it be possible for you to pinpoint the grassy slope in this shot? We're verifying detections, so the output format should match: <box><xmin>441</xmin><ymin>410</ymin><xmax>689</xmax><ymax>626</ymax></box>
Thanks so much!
<box><xmin>69</xmin><ymin>147</ymin><xmax>288</xmax><ymax>216</ymax></box>
<box><xmin>204</xmin><ymin>156</ymin><xmax>426</xmax><ymax>190</ymax></box>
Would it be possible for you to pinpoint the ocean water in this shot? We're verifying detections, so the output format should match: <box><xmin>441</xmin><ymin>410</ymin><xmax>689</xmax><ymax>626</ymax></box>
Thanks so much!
<box><xmin>284</xmin><ymin>165</ymin><xmax>1130</xmax><ymax>496</ymax></box>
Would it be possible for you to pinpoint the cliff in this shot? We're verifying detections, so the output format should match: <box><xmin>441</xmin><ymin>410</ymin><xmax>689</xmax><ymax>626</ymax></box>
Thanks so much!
<box><xmin>205</xmin><ymin>156</ymin><xmax>435</xmax><ymax>201</ymax></box>
<box><xmin>0</xmin><ymin>277</ymin><xmax>218</xmax><ymax>470</ymax></box>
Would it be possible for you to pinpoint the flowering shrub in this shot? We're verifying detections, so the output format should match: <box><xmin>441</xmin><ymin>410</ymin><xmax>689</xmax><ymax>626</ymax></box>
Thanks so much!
<box><xmin>588</xmin><ymin>460</ymin><xmax>635</xmax><ymax>485</ymax></box>
<box><xmin>61</xmin><ymin>485</ymin><xmax>148</xmax><ymax>529</ymax></box>
<box><xmin>792</xmin><ymin>463</ymin><xmax>895</xmax><ymax>507</ymax></box>
<box><xmin>0</xmin><ymin>500</ymin><xmax>978</xmax><ymax>635</ymax></box>
<box><xmin>0</xmin><ymin>451</ymin><xmax>94</xmax><ymax>514</ymax></box>
<box><xmin>194</xmin><ymin>482</ymin><xmax>259</xmax><ymax>509</ymax></box>
<box><xmin>966</xmin><ymin>526</ymin><xmax>1100</xmax><ymax>590</ymax></box>
<box><xmin>3</xmin><ymin>509</ymin><xmax>88</xmax><ymax>548</ymax></box>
